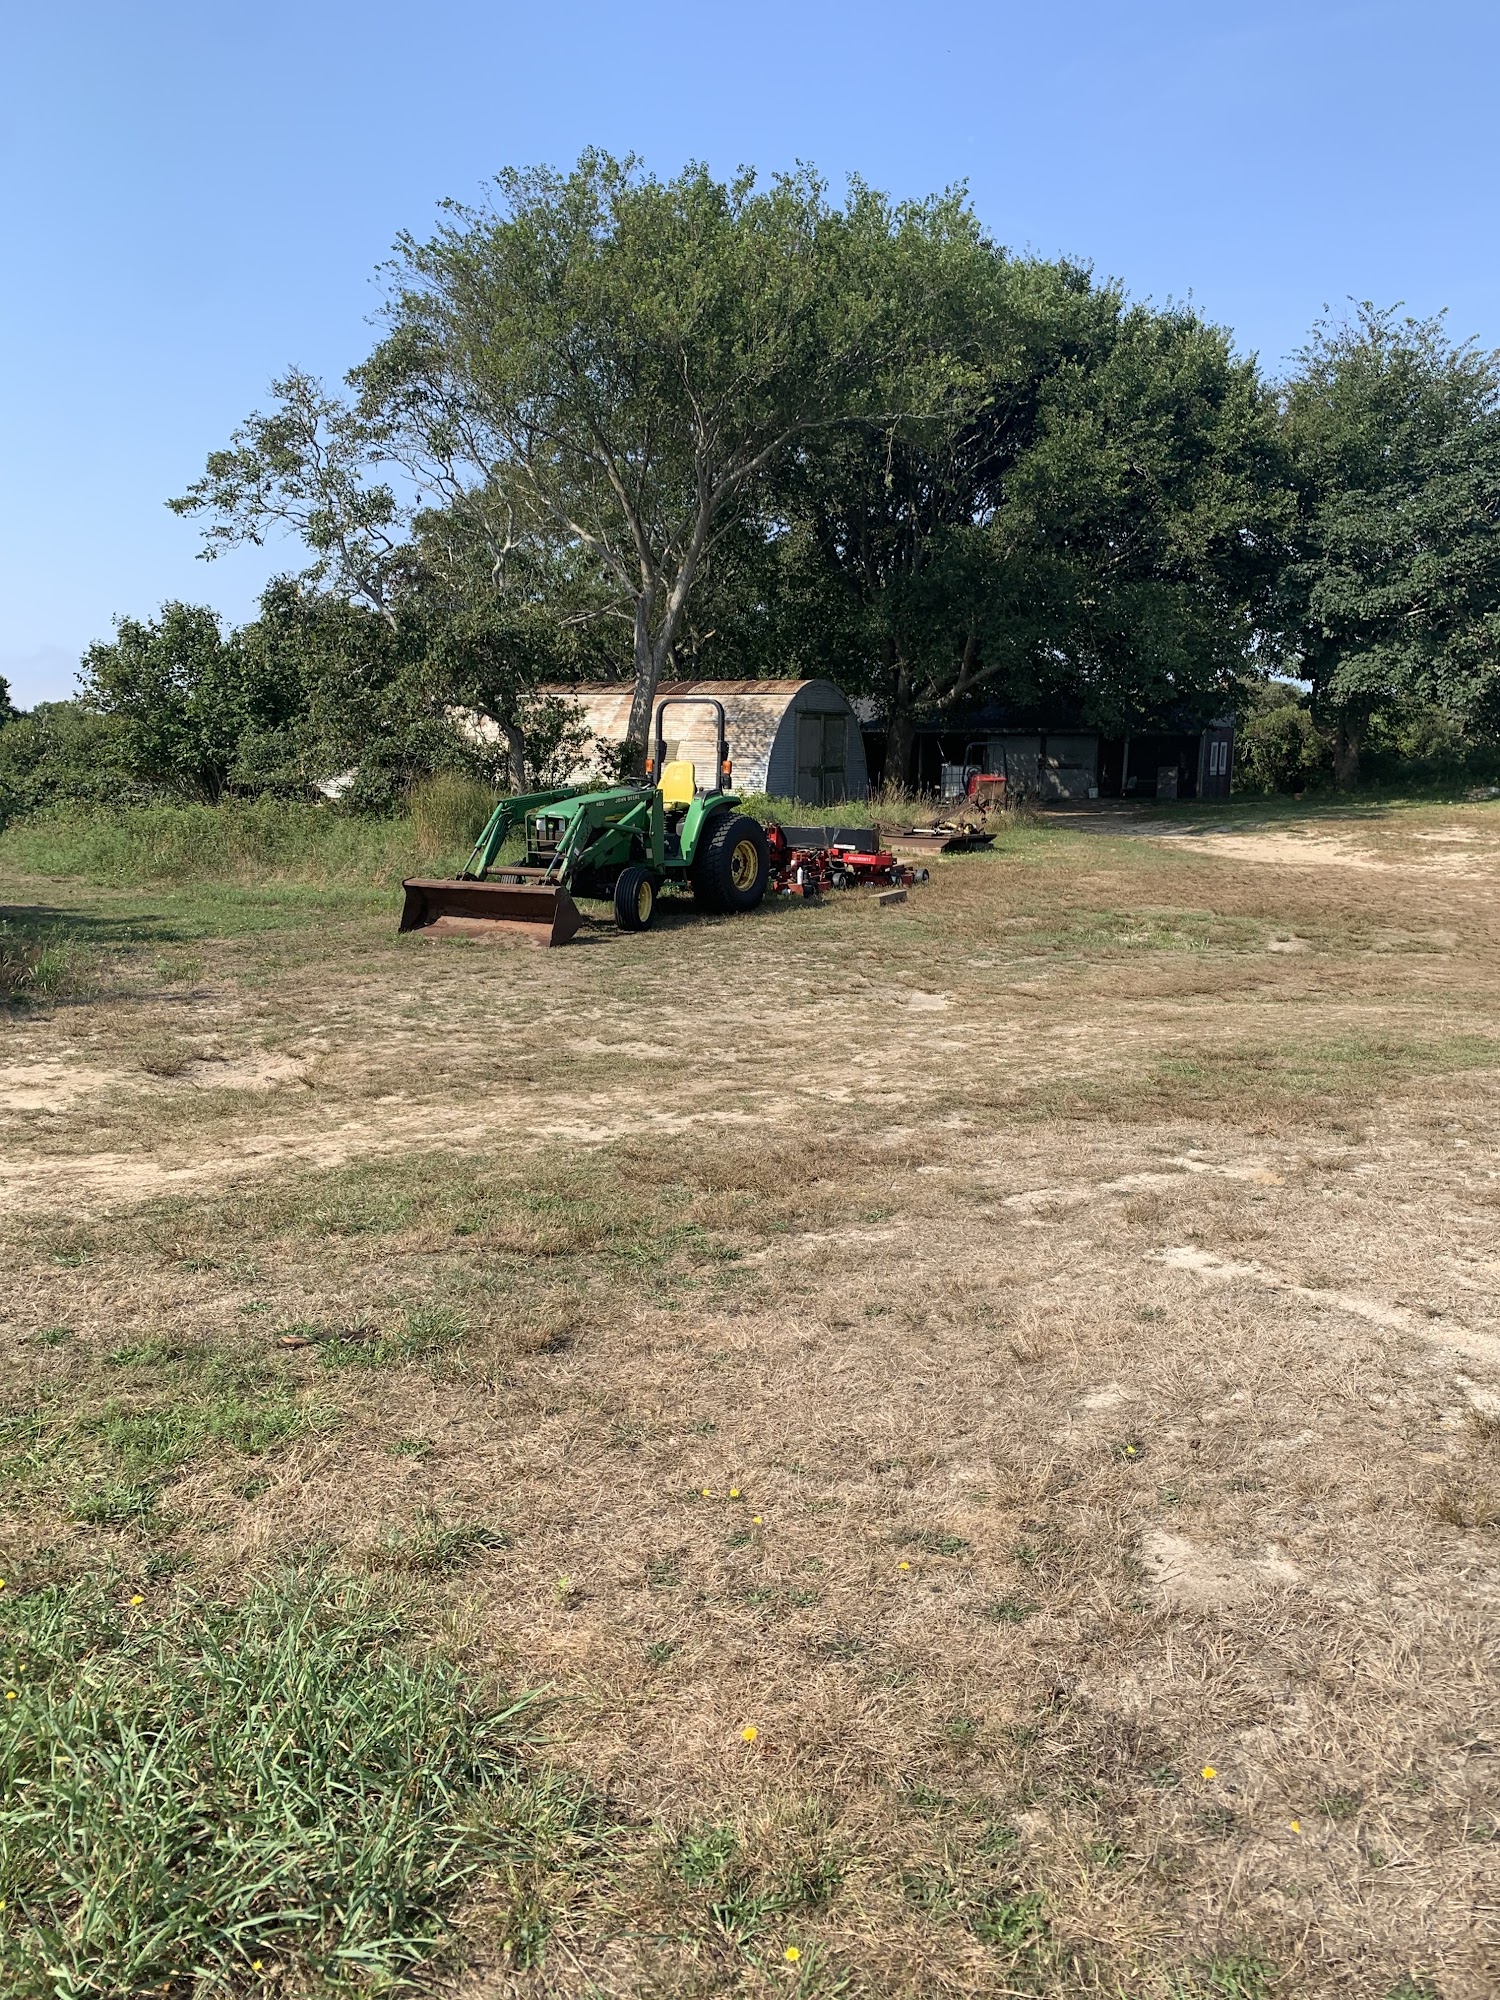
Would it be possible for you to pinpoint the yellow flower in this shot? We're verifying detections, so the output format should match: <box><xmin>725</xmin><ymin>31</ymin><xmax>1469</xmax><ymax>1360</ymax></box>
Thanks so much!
<box><xmin>1288</xmin><ymin>1819</ymin><xmax>1301</xmax><ymax>1834</ymax></box>
<box><xmin>741</xmin><ymin>1724</ymin><xmax>758</xmax><ymax>1743</ymax></box>
<box><xmin>701</xmin><ymin>1488</ymin><xmax>713</xmax><ymax>1498</ymax></box>
<box><xmin>730</xmin><ymin>1487</ymin><xmax>741</xmax><ymax>1499</ymax></box>
<box><xmin>4</xmin><ymin>1692</ymin><xmax>15</xmax><ymax>1701</ymax></box>
<box><xmin>0</xmin><ymin>1580</ymin><xmax>6</xmax><ymax>1590</ymax></box>
<box><xmin>752</xmin><ymin>1515</ymin><xmax>763</xmax><ymax>1525</ymax></box>
<box><xmin>785</xmin><ymin>1944</ymin><xmax>801</xmax><ymax>1962</ymax></box>
<box><xmin>898</xmin><ymin>1560</ymin><xmax>910</xmax><ymax>1572</ymax></box>
<box><xmin>129</xmin><ymin>1595</ymin><xmax>144</xmax><ymax>1606</ymax></box>
<box><xmin>1200</xmin><ymin>1765</ymin><xmax>1217</xmax><ymax>1781</ymax></box>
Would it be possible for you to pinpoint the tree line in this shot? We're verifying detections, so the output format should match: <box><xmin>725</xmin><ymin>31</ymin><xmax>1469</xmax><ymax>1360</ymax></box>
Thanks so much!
<box><xmin>5</xmin><ymin>151</ymin><xmax>1499</xmax><ymax>820</ymax></box>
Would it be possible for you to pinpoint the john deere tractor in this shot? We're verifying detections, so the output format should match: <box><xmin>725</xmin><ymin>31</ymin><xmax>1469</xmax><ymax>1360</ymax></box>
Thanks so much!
<box><xmin>399</xmin><ymin>697</ymin><xmax>771</xmax><ymax>945</ymax></box>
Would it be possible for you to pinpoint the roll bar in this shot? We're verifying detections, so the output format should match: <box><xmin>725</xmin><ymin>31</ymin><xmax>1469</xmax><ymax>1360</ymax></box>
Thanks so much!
<box><xmin>647</xmin><ymin>696</ymin><xmax>732</xmax><ymax>795</ymax></box>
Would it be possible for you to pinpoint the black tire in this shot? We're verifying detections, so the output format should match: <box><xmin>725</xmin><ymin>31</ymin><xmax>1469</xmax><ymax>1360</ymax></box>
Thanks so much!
<box><xmin>613</xmin><ymin>864</ymin><xmax>658</xmax><ymax>932</ymax></box>
<box><xmin>692</xmin><ymin>813</ymin><xmax>770</xmax><ymax>913</ymax></box>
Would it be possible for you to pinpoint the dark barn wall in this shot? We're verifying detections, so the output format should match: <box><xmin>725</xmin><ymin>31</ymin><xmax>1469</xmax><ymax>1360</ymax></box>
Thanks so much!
<box><xmin>861</xmin><ymin>716</ymin><xmax>1235</xmax><ymax>801</ymax></box>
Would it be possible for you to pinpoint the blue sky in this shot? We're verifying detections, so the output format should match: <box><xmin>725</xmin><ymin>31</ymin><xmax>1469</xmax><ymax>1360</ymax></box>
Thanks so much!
<box><xmin>4</xmin><ymin>0</ymin><xmax>1498</xmax><ymax>705</ymax></box>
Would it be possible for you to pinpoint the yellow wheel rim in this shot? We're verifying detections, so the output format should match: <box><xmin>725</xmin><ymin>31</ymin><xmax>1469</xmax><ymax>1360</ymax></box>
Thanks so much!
<box><xmin>730</xmin><ymin>839</ymin><xmax>759</xmax><ymax>891</ymax></box>
<box><xmin>636</xmin><ymin>877</ymin><xmax>654</xmax><ymax>922</ymax></box>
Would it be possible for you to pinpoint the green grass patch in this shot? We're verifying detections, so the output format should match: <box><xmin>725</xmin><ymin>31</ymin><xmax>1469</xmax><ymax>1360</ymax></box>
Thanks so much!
<box><xmin>83</xmin><ymin>1389</ymin><xmax>329</xmax><ymax>1475</ymax></box>
<box><xmin>900</xmin><ymin>1852</ymin><xmax>1050</xmax><ymax>1960</ymax></box>
<box><xmin>1000</xmin><ymin>907</ymin><xmax>1271</xmax><ymax>959</ymax></box>
<box><xmin>903</xmin><ymin>1528</ymin><xmax>971</xmax><ymax>1558</ymax></box>
<box><xmin>315</xmin><ymin>1306</ymin><xmax>468</xmax><ymax>1371</ymax></box>
<box><xmin>1170</xmin><ymin>1950</ymin><xmax>1279</xmax><ymax>1999</ymax></box>
<box><xmin>661</xmin><ymin>1812</ymin><xmax>843</xmax><ymax>1955</ymax></box>
<box><xmin>120</xmin><ymin>1146</ymin><xmax>761</xmax><ymax>1284</ymax></box>
<box><xmin>69</xmin><ymin>1479</ymin><xmax>162</xmax><ymax>1528</ymax></box>
<box><xmin>0</xmin><ymin>1567</ymin><xmax>562</xmax><ymax>1995</ymax></box>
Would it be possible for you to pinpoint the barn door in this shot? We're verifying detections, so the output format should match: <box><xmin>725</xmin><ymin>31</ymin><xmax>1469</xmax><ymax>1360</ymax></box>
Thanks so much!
<box><xmin>795</xmin><ymin>712</ymin><xmax>848</xmax><ymax>805</ymax></box>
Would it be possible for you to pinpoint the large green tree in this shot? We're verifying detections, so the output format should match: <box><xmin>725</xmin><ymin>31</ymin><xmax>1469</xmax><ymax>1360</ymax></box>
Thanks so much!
<box><xmin>1280</xmin><ymin>304</ymin><xmax>1500</xmax><ymax>784</ymax></box>
<box><xmin>359</xmin><ymin>153</ymin><xmax>918</xmax><ymax>763</ymax></box>
<box><xmin>715</xmin><ymin>262</ymin><xmax>1289</xmax><ymax>778</ymax></box>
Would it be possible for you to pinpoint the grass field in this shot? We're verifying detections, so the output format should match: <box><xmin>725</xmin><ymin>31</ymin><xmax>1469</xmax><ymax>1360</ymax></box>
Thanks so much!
<box><xmin>3</xmin><ymin>794</ymin><xmax>1499</xmax><ymax>1998</ymax></box>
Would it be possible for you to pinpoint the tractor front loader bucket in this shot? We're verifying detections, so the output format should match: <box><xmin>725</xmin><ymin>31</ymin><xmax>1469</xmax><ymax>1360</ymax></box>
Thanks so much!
<box><xmin>399</xmin><ymin>877</ymin><xmax>583</xmax><ymax>947</ymax></box>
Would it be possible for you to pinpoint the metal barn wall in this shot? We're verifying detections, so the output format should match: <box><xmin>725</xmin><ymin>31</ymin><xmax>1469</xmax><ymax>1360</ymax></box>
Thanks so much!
<box><xmin>763</xmin><ymin>682</ymin><xmax>869</xmax><ymax>803</ymax></box>
<box><xmin>542</xmin><ymin>680</ymin><xmax>867</xmax><ymax>804</ymax></box>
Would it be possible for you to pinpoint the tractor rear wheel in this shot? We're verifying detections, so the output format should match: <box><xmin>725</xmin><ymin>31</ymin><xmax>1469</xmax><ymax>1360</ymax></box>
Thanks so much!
<box><xmin>692</xmin><ymin>814</ymin><xmax>770</xmax><ymax>913</ymax></box>
<box><xmin>614</xmin><ymin>865</ymin><xmax>658</xmax><ymax>932</ymax></box>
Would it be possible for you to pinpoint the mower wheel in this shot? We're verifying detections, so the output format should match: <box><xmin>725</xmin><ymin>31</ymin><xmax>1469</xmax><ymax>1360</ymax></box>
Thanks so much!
<box><xmin>614</xmin><ymin>865</ymin><xmax>658</xmax><ymax>932</ymax></box>
<box><xmin>693</xmin><ymin>813</ymin><xmax>770</xmax><ymax>913</ymax></box>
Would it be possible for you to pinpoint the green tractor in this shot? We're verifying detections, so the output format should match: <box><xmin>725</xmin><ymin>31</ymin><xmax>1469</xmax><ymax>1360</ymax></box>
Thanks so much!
<box><xmin>399</xmin><ymin>697</ymin><xmax>771</xmax><ymax>946</ymax></box>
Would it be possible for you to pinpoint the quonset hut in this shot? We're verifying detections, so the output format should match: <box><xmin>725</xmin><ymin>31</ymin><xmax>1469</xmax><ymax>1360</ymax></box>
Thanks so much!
<box><xmin>550</xmin><ymin>679</ymin><xmax>868</xmax><ymax>806</ymax></box>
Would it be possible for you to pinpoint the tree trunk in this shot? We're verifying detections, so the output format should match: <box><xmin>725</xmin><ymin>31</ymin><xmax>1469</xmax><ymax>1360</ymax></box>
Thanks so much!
<box><xmin>622</xmin><ymin>598</ymin><xmax>658</xmax><ymax>777</ymax></box>
<box><xmin>500</xmin><ymin>719</ymin><xmax>527</xmax><ymax>793</ymax></box>
<box><xmin>1332</xmin><ymin>720</ymin><xmax>1362</xmax><ymax>789</ymax></box>
<box><xmin>884</xmin><ymin>662</ymin><xmax>917</xmax><ymax>792</ymax></box>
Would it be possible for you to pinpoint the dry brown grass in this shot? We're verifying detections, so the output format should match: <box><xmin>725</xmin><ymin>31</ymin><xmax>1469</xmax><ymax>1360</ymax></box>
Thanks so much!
<box><xmin>4</xmin><ymin>798</ymin><xmax>1500</xmax><ymax>1997</ymax></box>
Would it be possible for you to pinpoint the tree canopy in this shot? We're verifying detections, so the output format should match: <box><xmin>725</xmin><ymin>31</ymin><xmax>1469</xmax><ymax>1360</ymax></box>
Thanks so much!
<box><xmin>8</xmin><ymin>153</ymin><xmax>1500</xmax><ymax>810</ymax></box>
<box><xmin>1279</xmin><ymin>304</ymin><xmax>1500</xmax><ymax>782</ymax></box>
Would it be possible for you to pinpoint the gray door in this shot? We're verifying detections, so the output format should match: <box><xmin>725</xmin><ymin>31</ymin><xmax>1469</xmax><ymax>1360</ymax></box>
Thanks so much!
<box><xmin>1039</xmin><ymin>733</ymin><xmax>1098</xmax><ymax>800</ymax></box>
<box><xmin>795</xmin><ymin>712</ymin><xmax>848</xmax><ymax>805</ymax></box>
<box><xmin>993</xmin><ymin>735</ymin><xmax>1041</xmax><ymax>788</ymax></box>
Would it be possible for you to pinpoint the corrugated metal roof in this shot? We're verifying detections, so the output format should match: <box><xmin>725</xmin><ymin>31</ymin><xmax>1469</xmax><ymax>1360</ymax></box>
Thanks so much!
<box><xmin>539</xmin><ymin>680</ymin><xmax>814</xmax><ymax>698</ymax></box>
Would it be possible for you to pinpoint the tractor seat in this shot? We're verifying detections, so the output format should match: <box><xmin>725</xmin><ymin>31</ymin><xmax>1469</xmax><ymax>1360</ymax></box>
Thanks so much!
<box><xmin>657</xmin><ymin>758</ymin><xmax>697</xmax><ymax>807</ymax></box>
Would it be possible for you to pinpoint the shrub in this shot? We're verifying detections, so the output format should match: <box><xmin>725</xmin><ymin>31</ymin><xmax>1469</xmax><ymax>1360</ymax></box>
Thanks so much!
<box><xmin>1235</xmin><ymin>686</ymin><xmax>1328</xmax><ymax>793</ymax></box>
<box><xmin>0</xmin><ymin>703</ymin><xmax>142</xmax><ymax>828</ymax></box>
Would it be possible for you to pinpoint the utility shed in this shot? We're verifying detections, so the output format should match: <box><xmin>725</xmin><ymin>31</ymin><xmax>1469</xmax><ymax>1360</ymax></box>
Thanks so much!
<box><xmin>549</xmin><ymin>679</ymin><xmax>868</xmax><ymax>805</ymax></box>
<box><xmin>861</xmin><ymin>710</ymin><xmax>1235</xmax><ymax>802</ymax></box>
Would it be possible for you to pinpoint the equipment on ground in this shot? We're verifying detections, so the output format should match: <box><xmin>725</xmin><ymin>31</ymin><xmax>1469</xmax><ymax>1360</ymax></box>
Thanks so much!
<box><xmin>940</xmin><ymin>740</ymin><xmax>1009</xmax><ymax>803</ymax></box>
<box><xmin>891</xmin><ymin>824</ymin><xmax>996</xmax><ymax>855</ymax></box>
<box><xmin>766</xmin><ymin>824</ymin><xmax>926</xmax><ymax>899</ymax></box>
<box><xmin>399</xmin><ymin>697</ymin><xmax>771</xmax><ymax>945</ymax></box>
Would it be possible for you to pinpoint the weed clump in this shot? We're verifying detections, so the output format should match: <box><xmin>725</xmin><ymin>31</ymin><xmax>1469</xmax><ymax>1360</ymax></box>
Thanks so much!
<box><xmin>0</xmin><ymin>1568</ymin><xmax>545</xmax><ymax>1994</ymax></box>
<box><xmin>0</xmin><ymin>920</ymin><xmax>100</xmax><ymax>1007</ymax></box>
<box><xmin>378</xmin><ymin>1517</ymin><xmax>511</xmax><ymax>1575</ymax></box>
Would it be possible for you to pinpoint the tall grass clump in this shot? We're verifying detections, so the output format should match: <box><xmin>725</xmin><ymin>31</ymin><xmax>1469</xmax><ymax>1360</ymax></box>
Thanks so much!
<box><xmin>0</xmin><ymin>919</ymin><xmax>100</xmax><ymax>1007</ymax></box>
<box><xmin>0</xmin><ymin>1568</ymin><xmax>545</xmax><ymax>1995</ymax></box>
<box><xmin>740</xmin><ymin>780</ymin><xmax>1023</xmax><ymax>830</ymax></box>
<box><xmin>0</xmin><ymin>799</ymin><xmax>448</xmax><ymax>887</ymax></box>
<box><xmin>739</xmin><ymin>784</ymin><xmax>932</xmax><ymax>830</ymax></box>
<box><xmin>406</xmin><ymin>772</ymin><xmax>502</xmax><ymax>850</ymax></box>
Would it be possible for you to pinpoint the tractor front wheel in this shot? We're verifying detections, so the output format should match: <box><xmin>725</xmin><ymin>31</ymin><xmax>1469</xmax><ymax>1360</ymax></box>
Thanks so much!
<box><xmin>692</xmin><ymin>814</ymin><xmax>770</xmax><ymax>913</ymax></box>
<box><xmin>614</xmin><ymin>865</ymin><xmax>658</xmax><ymax>932</ymax></box>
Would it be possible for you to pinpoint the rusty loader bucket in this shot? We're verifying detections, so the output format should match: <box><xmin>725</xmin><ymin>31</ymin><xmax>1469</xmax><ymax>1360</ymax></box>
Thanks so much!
<box><xmin>398</xmin><ymin>876</ymin><xmax>583</xmax><ymax>947</ymax></box>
